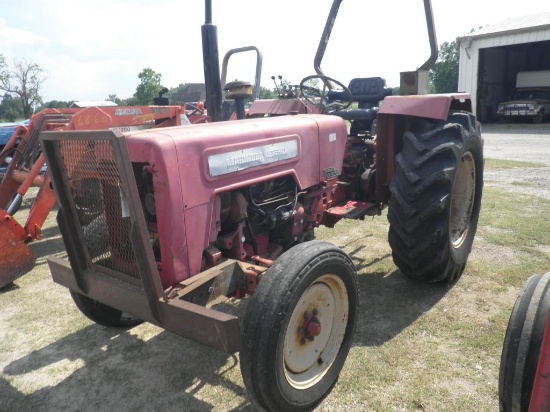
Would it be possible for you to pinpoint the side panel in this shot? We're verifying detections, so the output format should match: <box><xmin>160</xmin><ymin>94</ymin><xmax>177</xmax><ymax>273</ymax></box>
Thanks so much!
<box><xmin>126</xmin><ymin>135</ymin><xmax>190</xmax><ymax>288</ymax></box>
<box><xmin>318</xmin><ymin>120</ymin><xmax>347</xmax><ymax>180</ymax></box>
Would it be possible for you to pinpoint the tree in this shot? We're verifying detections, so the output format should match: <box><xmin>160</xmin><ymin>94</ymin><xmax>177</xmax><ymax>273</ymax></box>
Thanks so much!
<box><xmin>259</xmin><ymin>86</ymin><xmax>276</xmax><ymax>99</ymax></box>
<box><xmin>429</xmin><ymin>40</ymin><xmax>459</xmax><ymax>94</ymax></box>
<box><xmin>134</xmin><ymin>68</ymin><xmax>163</xmax><ymax>105</ymax></box>
<box><xmin>0</xmin><ymin>94</ymin><xmax>24</xmax><ymax>121</ymax></box>
<box><xmin>37</xmin><ymin>100</ymin><xmax>74</xmax><ymax>111</ymax></box>
<box><xmin>106</xmin><ymin>93</ymin><xmax>137</xmax><ymax>106</ymax></box>
<box><xmin>0</xmin><ymin>55</ymin><xmax>47</xmax><ymax>118</ymax></box>
<box><xmin>107</xmin><ymin>93</ymin><xmax>124</xmax><ymax>106</ymax></box>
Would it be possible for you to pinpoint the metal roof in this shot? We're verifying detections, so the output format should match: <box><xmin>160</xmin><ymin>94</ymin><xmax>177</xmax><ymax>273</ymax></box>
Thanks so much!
<box><xmin>170</xmin><ymin>83</ymin><xmax>206</xmax><ymax>104</ymax></box>
<box><xmin>70</xmin><ymin>100</ymin><xmax>118</xmax><ymax>108</ymax></box>
<box><xmin>460</xmin><ymin>12</ymin><xmax>550</xmax><ymax>39</ymax></box>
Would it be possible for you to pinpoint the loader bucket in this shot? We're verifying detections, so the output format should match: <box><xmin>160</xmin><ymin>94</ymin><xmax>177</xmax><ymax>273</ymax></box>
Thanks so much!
<box><xmin>0</xmin><ymin>213</ymin><xmax>36</xmax><ymax>289</ymax></box>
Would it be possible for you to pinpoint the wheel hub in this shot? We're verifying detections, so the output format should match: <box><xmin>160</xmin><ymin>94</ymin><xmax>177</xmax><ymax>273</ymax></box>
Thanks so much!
<box><xmin>283</xmin><ymin>274</ymin><xmax>349</xmax><ymax>389</ymax></box>
<box><xmin>450</xmin><ymin>151</ymin><xmax>476</xmax><ymax>249</ymax></box>
<box><xmin>298</xmin><ymin>311</ymin><xmax>322</xmax><ymax>344</ymax></box>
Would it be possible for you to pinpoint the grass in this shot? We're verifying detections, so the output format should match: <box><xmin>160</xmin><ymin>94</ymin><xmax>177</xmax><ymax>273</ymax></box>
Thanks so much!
<box><xmin>484</xmin><ymin>158</ymin><xmax>547</xmax><ymax>169</ymax></box>
<box><xmin>1</xmin><ymin>163</ymin><xmax>550</xmax><ymax>411</ymax></box>
<box><xmin>311</xmin><ymin>167</ymin><xmax>550</xmax><ymax>411</ymax></box>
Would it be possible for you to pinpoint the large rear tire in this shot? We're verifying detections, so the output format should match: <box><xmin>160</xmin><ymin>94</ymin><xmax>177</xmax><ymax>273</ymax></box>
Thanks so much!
<box><xmin>388</xmin><ymin>111</ymin><xmax>484</xmax><ymax>283</ymax></box>
<box><xmin>70</xmin><ymin>291</ymin><xmax>143</xmax><ymax>328</ymax></box>
<box><xmin>240</xmin><ymin>241</ymin><xmax>358</xmax><ymax>412</ymax></box>
<box><xmin>499</xmin><ymin>272</ymin><xmax>550</xmax><ymax>412</ymax></box>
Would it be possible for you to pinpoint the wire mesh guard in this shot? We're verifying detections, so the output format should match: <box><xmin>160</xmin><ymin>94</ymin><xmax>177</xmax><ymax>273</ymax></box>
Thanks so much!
<box><xmin>58</xmin><ymin>138</ymin><xmax>141</xmax><ymax>280</ymax></box>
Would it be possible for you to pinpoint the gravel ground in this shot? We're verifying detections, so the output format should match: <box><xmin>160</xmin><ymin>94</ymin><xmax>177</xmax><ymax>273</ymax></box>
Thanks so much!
<box><xmin>481</xmin><ymin>122</ymin><xmax>550</xmax><ymax>199</ymax></box>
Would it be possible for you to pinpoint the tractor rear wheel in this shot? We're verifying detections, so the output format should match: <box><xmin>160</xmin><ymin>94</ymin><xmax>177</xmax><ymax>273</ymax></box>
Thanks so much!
<box><xmin>499</xmin><ymin>272</ymin><xmax>550</xmax><ymax>412</ymax></box>
<box><xmin>70</xmin><ymin>291</ymin><xmax>143</xmax><ymax>328</ymax></box>
<box><xmin>240</xmin><ymin>241</ymin><xmax>358</xmax><ymax>412</ymax></box>
<box><xmin>388</xmin><ymin>111</ymin><xmax>483</xmax><ymax>283</ymax></box>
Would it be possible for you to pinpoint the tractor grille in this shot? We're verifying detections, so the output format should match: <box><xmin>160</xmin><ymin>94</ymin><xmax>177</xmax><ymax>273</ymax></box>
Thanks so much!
<box><xmin>58</xmin><ymin>138</ymin><xmax>141</xmax><ymax>280</ymax></box>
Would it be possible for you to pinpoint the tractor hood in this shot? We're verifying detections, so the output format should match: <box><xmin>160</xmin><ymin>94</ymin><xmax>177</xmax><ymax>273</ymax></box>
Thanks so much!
<box><xmin>124</xmin><ymin>114</ymin><xmax>348</xmax><ymax>211</ymax></box>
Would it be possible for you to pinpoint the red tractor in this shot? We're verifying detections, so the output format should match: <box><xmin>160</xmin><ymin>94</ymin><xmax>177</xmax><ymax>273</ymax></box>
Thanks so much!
<box><xmin>499</xmin><ymin>273</ymin><xmax>550</xmax><ymax>412</ymax></box>
<box><xmin>40</xmin><ymin>1</ymin><xmax>484</xmax><ymax>410</ymax></box>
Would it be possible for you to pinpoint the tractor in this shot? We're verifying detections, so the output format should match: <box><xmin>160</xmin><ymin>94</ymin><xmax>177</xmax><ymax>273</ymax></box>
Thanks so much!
<box><xmin>39</xmin><ymin>0</ymin><xmax>484</xmax><ymax>411</ymax></box>
<box><xmin>499</xmin><ymin>272</ymin><xmax>550</xmax><ymax>412</ymax></box>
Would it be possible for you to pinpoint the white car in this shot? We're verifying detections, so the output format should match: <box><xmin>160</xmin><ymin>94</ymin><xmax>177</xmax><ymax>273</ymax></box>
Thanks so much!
<box><xmin>496</xmin><ymin>88</ymin><xmax>550</xmax><ymax>123</ymax></box>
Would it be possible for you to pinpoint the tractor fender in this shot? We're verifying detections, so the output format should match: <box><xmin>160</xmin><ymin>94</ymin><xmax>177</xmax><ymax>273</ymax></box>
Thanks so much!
<box><xmin>378</xmin><ymin>93</ymin><xmax>472</xmax><ymax>120</ymax></box>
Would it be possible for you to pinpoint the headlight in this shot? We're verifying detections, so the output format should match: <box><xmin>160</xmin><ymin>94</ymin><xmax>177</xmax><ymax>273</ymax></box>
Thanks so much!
<box><xmin>528</xmin><ymin>104</ymin><xmax>536</xmax><ymax>111</ymax></box>
<box><xmin>497</xmin><ymin>105</ymin><xmax>504</xmax><ymax>113</ymax></box>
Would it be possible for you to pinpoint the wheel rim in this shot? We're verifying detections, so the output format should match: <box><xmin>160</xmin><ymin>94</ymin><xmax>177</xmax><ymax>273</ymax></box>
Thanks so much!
<box><xmin>450</xmin><ymin>151</ymin><xmax>476</xmax><ymax>248</ymax></box>
<box><xmin>283</xmin><ymin>274</ymin><xmax>349</xmax><ymax>389</ymax></box>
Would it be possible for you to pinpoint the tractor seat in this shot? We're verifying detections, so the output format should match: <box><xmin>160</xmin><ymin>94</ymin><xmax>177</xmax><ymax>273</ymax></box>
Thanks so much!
<box><xmin>333</xmin><ymin>107</ymin><xmax>378</xmax><ymax>122</ymax></box>
<box><xmin>331</xmin><ymin>77</ymin><xmax>392</xmax><ymax>122</ymax></box>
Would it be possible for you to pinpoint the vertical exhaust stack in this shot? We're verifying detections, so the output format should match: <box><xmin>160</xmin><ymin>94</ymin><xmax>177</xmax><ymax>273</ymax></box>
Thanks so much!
<box><xmin>400</xmin><ymin>0</ymin><xmax>439</xmax><ymax>95</ymax></box>
<box><xmin>313</xmin><ymin>0</ymin><xmax>343</xmax><ymax>79</ymax></box>
<box><xmin>202</xmin><ymin>0</ymin><xmax>223</xmax><ymax>122</ymax></box>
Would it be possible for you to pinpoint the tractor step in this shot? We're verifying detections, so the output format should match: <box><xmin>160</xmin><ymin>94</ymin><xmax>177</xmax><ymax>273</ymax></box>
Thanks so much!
<box><xmin>326</xmin><ymin>200</ymin><xmax>376</xmax><ymax>219</ymax></box>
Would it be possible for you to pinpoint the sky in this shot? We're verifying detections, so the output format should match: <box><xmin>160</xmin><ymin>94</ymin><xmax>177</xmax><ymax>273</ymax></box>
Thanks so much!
<box><xmin>1</xmin><ymin>0</ymin><xmax>549</xmax><ymax>103</ymax></box>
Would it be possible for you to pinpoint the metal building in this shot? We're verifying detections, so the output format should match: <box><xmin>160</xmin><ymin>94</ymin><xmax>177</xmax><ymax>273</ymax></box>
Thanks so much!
<box><xmin>457</xmin><ymin>12</ymin><xmax>550</xmax><ymax>122</ymax></box>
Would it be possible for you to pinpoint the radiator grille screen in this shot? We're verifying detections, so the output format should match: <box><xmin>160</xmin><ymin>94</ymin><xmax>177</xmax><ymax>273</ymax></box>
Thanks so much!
<box><xmin>58</xmin><ymin>139</ymin><xmax>141</xmax><ymax>280</ymax></box>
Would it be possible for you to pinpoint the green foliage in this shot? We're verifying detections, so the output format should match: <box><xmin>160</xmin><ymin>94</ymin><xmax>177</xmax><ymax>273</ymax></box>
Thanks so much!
<box><xmin>429</xmin><ymin>41</ymin><xmax>459</xmax><ymax>93</ymax></box>
<box><xmin>36</xmin><ymin>100</ymin><xmax>74</xmax><ymax>112</ymax></box>
<box><xmin>106</xmin><ymin>93</ymin><xmax>138</xmax><ymax>106</ymax></box>
<box><xmin>134</xmin><ymin>68</ymin><xmax>163</xmax><ymax>105</ymax></box>
<box><xmin>106</xmin><ymin>94</ymin><xmax>124</xmax><ymax>105</ymax></box>
<box><xmin>0</xmin><ymin>54</ymin><xmax>46</xmax><ymax>118</ymax></box>
<box><xmin>0</xmin><ymin>94</ymin><xmax>24</xmax><ymax>121</ymax></box>
<box><xmin>259</xmin><ymin>86</ymin><xmax>276</xmax><ymax>99</ymax></box>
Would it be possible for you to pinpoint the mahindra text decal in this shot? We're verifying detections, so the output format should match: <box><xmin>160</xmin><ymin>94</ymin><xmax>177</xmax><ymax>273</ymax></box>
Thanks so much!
<box><xmin>208</xmin><ymin>140</ymin><xmax>298</xmax><ymax>177</ymax></box>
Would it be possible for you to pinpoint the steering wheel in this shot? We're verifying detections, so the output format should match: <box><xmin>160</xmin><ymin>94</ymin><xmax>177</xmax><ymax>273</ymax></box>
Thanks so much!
<box><xmin>299</xmin><ymin>75</ymin><xmax>352</xmax><ymax>113</ymax></box>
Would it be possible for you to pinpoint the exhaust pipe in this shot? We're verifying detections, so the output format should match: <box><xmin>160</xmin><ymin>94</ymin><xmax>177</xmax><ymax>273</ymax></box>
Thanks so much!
<box><xmin>202</xmin><ymin>0</ymin><xmax>223</xmax><ymax>122</ymax></box>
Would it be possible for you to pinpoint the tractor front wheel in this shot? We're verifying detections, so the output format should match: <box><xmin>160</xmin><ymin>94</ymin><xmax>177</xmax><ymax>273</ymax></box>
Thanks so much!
<box><xmin>388</xmin><ymin>111</ymin><xmax>484</xmax><ymax>283</ymax></box>
<box><xmin>70</xmin><ymin>291</ymin><xmax>143</xmax><ymax>328</ymax></box>
<box><xmin>240</xmin><ymin>241</ymin><xmax>358</xmax><ymax>412</ymax></box>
